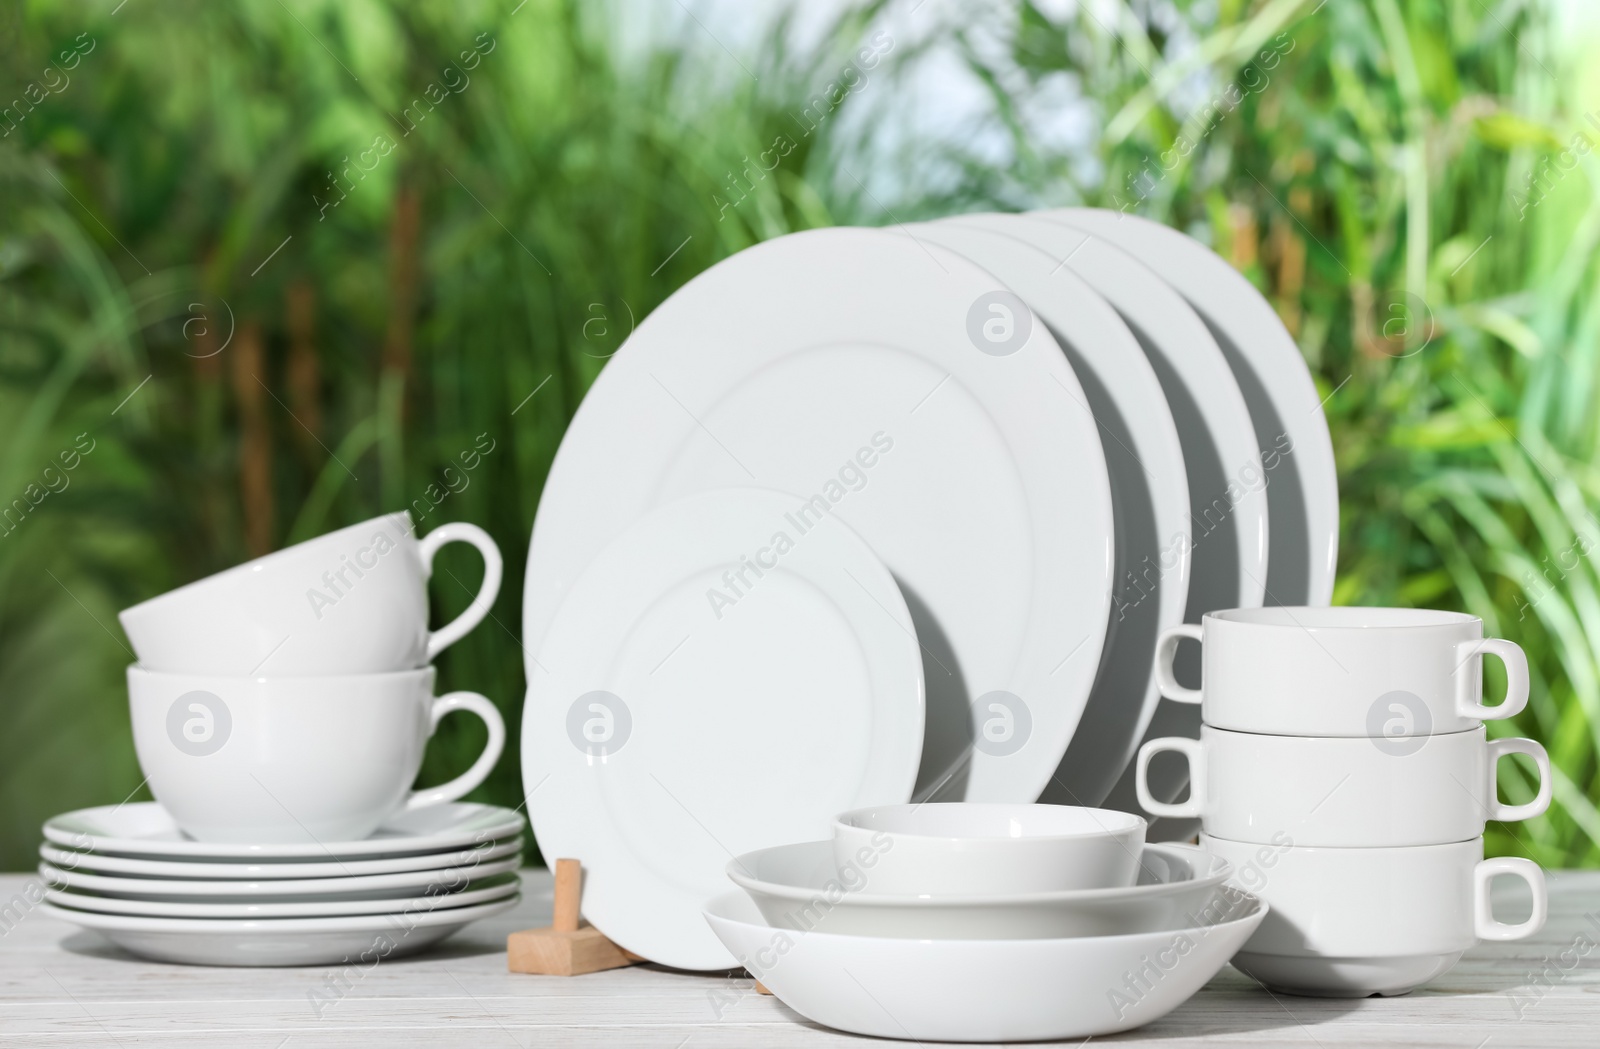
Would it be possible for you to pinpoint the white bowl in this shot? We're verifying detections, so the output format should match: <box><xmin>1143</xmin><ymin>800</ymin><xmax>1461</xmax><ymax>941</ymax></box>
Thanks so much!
<box><xmin>833</xmin><ymin>803</ymin><xmax>1146</xmax><ymax>895</ymax></box>
<box><xmin>729</xmin><ymin>840</ymin><xmax>1230</xmax><ymax>939</ymax></box>
<box><xmin>702</xmin><ymin>887</ymin><xmax>1267</xmax><ymax>1042</ymax></box>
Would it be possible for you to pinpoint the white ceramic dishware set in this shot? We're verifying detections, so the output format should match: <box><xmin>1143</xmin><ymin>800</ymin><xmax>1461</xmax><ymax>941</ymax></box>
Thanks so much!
<box><xmin>38</xmin><ymin>513</ymin><xmax>524</xmax><ymax>965</ymax></box>
<box><xmin>1136</xmin><ymin>607</ymin><xmax>1550</xmax><ymax>995</ymax></box>
<box><xmin>707</xmin><ymin>804</ymin><xmax>1270</xmax><ymax>1042</ymax></box>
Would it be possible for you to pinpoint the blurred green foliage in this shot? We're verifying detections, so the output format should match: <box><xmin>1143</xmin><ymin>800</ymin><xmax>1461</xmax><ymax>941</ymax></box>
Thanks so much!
<box><xmin>1</xmin><ymin>0</ymin><xmax>1596</xmax><ymax>870</ymax></box>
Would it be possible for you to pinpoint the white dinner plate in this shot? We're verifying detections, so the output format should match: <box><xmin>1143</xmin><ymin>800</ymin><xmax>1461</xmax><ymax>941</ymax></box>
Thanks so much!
<box><xmin>45</xmin><ymin>873</ymin><xmax>520</xmax><ymax>919</ymax></box>
<box><xmin>703</xmin><ymin>888</ymin><xmax>1267</xmax><ymax>1042</ymax></box>
<box><xmin>39</xmin><ymin>896</ymin><xmax>519</xmax><ymax>967</ymax></box>
<box><xmin>40</xmin><ymin>855</ymin><xmax>521</xmax><ymax>900</ymax></box>
<box><xmin>38</xmin><ymin>836</ymin><xmax>523</xmax><ymax>880</ymax></box>
<box><xmin>1043</xmin><ymin>208</ymin><xmax>1337</xmax><ymax>606</ymax></box>
<box><xmin>524</xmin><ymin>488</ymin><xmax>925</xmax><ymax>971</ymax></box>
<box><xmin>42</xmin><ymin>802</ymin><xmax>524</xmax><ymax>860</ymax></box>
<box><xmin>910</xmin><ymin>221</ymin><xmax>1190</xmax><ymax>805</ymax></box>
<box><xmin>522</xmin><ymin>225</ymin><xmax>1115</xmax><ymax>809</ymax></box>
<box><xmin>945</xmin><ymin>213</ymin><xmax>1267</xmax><ymax>833</ymax></box>
<box><xmin>727</xmin><ymin>840</ymin><xmax>1230</xmax><ymax>939</ymax></box>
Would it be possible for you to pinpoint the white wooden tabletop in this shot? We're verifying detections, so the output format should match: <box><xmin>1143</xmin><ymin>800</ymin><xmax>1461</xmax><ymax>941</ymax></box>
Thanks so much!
<box><xmin>1</xmin><ymin>869</ymin><xmax>1596</xmax><ymax>1046</ymax></box>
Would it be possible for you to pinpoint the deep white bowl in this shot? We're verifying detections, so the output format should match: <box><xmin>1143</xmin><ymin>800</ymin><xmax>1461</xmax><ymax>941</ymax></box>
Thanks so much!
<box><xmin>729</xmin><ymin>840</ymin><xmax>1229</xmax><ymax>938</ymax></box>
<box><xmin>833</xmin><ymin>803</ymin><xmax>1145</xmax><ymax>895</ymax></box>
<box><xmin>703</xmin><ymin>887</ymin><xmax>1267</xmax><ymax>1042</ymax></box>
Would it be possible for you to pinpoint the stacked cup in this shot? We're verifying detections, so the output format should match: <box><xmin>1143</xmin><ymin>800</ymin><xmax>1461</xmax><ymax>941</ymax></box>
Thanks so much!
<box><xmin>1134</xmin><ymin>607</ymin><xmax>1550</xmax><ymax>997</ymax></box>
<box><xmin>117</xmin><ymin>512</ymin><xmax>507</xmax><ymax>843</ymax></box>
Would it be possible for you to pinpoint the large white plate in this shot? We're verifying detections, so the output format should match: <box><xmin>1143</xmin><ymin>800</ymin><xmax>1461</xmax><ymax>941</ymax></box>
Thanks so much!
<box><xmin>525</xmin><ymin>488</ymin><xmax>925</xmax><ymax>971</ymax></box>
<box><xmin>522</xmin><ymin>226</ymin><xmax>1114</xmax><ymax>810</ymax></box>
<box><xmin>703</xmin><ymin>888</ymin><xmax>1266</xmax><ymax>1042</ymax></box>
<box><xmin>38</xmin><ymin>896</ymin><xmax>518</xmax><ymax>967</ymax></box>
<box><xmin>946</xmin><ymin>214</ymin><xmax>1267</xmax><ymax>832</ymax></box>
<box><xmin>1046</xmin><ymin>207</ymin><xmax>1337</xmax><ymax>605</ymax></box>
<box><xmin>38</xmin><ymin>837</ymin><xmax>523</xmax><ymax>880</ymax></box>
<box><xmin>45</xmin><ymin>873</ymin><xmax>520</xmax><ymax>919</ymax></box>
<box><xmin>43</xmin><ymin>802</ymin><xmax>525</xmax><ymax>860</ymax></box>
<box><xmin>727</xmin><ymin>840</ymin><xmax>1229</xmax><ymax>939</ymax></box>
<box><xmin>40</xmin><ymin>855</ymin><xmax>521</xmax><ymax>900</ymax></box>
<box><xmin>911</xmin><ymin>221</ymin><xmax>1190</xmax><ymax>806</ymax></box>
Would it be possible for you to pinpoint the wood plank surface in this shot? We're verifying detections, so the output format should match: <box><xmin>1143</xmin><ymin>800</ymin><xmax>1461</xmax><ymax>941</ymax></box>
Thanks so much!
<box><xmin>1</xmin><ymin>870</ymin><xmax>1595</xmax><ymax>1046</ymax></box>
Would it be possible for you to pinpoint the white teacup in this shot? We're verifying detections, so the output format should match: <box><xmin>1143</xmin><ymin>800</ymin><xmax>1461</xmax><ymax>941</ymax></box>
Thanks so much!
<box><xmin>1202</xmin><ymin>833</ymin><xmax>1546</xmax><ymax>997</ymax></box>
<box><xmin>128</xmin><ymin>666</ymin><xmax>505</xmax><ymax>843</ymax></box>
<box><xmin>1136</xmin><ymin>725</ymin><xmax>1550</xmax><ymax>847</ymax></box>
<box><xmin>833</xmin><ymin>804</ymin><xmax>1146</xmax><ymax>895</ymax></box>
<box><xmin>119</xmin><ymin>512</ymin><xmax>502</xmax><ymax>676</ymax></box>
<box><xmin>1156</xmin><ymin>607</ymin><xmax>1528</xmax><ymax>736</ymax></box>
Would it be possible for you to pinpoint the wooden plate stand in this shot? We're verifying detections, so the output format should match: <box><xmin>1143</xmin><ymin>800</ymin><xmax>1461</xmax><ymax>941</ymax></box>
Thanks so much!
<box><xmin>505</xmin><ymin>858</ymin><xmax>771</xmax><ymax>992</ymax></box>
<box><xmin>506</xmin><ymin>858</ymin><xmax>641</xmax><ymax>976</ymax></box>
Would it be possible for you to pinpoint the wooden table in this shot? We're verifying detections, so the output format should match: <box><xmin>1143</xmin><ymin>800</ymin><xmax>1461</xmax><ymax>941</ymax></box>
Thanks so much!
<box><xmin>2</xmin><ymin>869</ymin><xmax>1596</xmax><ymax>1046</ymax></box>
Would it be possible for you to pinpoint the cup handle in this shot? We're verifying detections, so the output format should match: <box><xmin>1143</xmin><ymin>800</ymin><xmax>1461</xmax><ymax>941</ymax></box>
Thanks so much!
<box><xmin>1457</xmin><ymin>638</ymin><xmax>1529</xmax><ymax>721</ymax></box>
<box><xmin>405</xmin><ymin>691</ymin><xmax>506</xmax><ymax>811</ymax></box>
<box><xmin>419</xmin><ymin>523</ymin><xmax>503</xmax><ymax>662</ymax></box>
<box><xmin>1487</xmin><ymin>737</ymin><xmax>1552</xmax><ymax>822</ymax></box>
<box><xmin>1473</xmin><ymin>856</ymin><xmax>1547</xmax><ymax>941</ymax></box>
<box><xmin>1154</xmin><ymin>623</ymin><xmax>1204</xmax><ymax>704</ymax></box>
<box><xmin>1135</xmin><ymin>737</ymin><xmax>1205</xmax><ymax>819</ymax></box>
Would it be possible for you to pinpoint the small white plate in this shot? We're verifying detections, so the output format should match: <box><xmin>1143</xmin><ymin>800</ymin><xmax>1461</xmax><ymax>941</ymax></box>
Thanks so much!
<box><xmin>40</xmin><ymin>856</ymin><xmax>521</xmax><ymax>900</ymax></box>
<box><xmin>910</xmin><ymin>220</ymin><xmax>1191</xmax><ymax>805</ymax></box>
<box><xmin>703</xmin><ymin>887</ymin><xmax>1266</xmax><ymax>1042</ymax></box>
<box><xmin>39</xmin><ymin>896</ymin><xmax>519</xmax><ymax>967</ymax></box>
<box><xmin>728</xmin><ymin>840</ymin><xmax>1230</xmax><ymax>939</ymax></box>
<box><xmin>46</xmin><ymin>873</ymin><xmax>520</xmax><ymax>919</ymax></box>
<box><xmin>526</xmin><ymin>488</ymin><xmax>924</xmax><ymax>971</ymax></box>
<box><xmin>38</xmin><ymin>836</ymin><xmax>523</xmax><ymax>880</ymax></box>
<box><xmin>1044</xmin><ymin>208</ymin><xmax>1338</xmax><ymax>606</ymax></box>
<box><xmin>42</xmin><ymin>802</ymin><xmax>524</xmax><ymax>860</ymax></box>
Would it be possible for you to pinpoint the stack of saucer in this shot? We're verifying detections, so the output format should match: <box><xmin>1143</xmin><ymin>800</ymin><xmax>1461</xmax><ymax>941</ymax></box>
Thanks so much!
<box><xmin>38</xmin><ymin>802</ymin><xmax>524</xmax><ymax>966</ymax></box>
<box><xmin>1135</xmin><ymin>606</ymin><xmax>1550</xmax><ymax>996</ymax></box>
<box><xmin>706</xmin><ymin>804</ymin><xmax>1268</xmax><ymax>1042</ymax></box>
<box><xmin>42</xmin><ymin>511</ymin><xmax>521</xmax><ymax>966</ymax></box>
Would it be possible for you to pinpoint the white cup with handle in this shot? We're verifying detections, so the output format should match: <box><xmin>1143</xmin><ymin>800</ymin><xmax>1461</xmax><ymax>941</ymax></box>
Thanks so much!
<box><xmin>1202</xmin><ymin>833</ymin><xmax>1546</xmax><ymax>997</ymax></box>
<box><xmin>1136</xmin><ymin>725</ymin><xmax>1550</xmax><ymax>847</ymax></box>
<box><xmin>128</xmin><ymin>666</ymin><xmax>505</xmax><ymax>843</ymax></box>
<box><xmin>119</xmin><ymin>511</ymin><xmax>501</xmax><ymax>676</ymax></box>
<box><xmin>1154</xmin><ymin>607</ymin><xmax>1528</xmax><ymax>736</ymax></box>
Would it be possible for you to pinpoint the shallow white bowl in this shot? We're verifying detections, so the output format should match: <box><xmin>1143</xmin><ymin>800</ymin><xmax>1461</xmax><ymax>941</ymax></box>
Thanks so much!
<box><xmin>730</xmin><ymin>840</ymin><xmax>1229</xmax><ymax>939</ymax></box>
<box><xmin>703</xmin><ymin>887</ymin><xmax>1266</xmax><ymax>1042</ymax></box>
<box><xmin>833</xmin><ymin>803</ymin><xmax>1146</xmax><ymax>895</ymax></box>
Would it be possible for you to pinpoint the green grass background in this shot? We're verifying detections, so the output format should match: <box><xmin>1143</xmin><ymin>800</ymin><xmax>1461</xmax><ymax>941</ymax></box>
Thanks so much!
<box><xmin>1</xmin><ymin>0</ymin><xmax>1597</xmax><ymax>870</ymax></box>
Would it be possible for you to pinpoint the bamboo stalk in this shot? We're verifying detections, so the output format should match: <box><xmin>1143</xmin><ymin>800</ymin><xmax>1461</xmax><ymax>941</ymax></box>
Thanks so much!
<box><xmin>229</xmin><ymin>322</ymin><xmax>275</xmax><ymax>557</ymax></box>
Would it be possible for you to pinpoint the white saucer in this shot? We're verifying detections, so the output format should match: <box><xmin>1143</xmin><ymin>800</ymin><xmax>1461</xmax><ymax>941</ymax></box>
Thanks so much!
<box><xmin>523</xmin><ymin>226</ymin><xmax>1115</xmax><ymax>807</ymax></box>
<box><xmin>910</xmin><ymin>220</ymin><xmax>1190</xmax><ymax>805</ymax></box>
<box><xmin>41</xmin><ymin>855</ymin><xmax>521</xmax><ymax>900</ymax></box>
<box><xmin>43</xmin><ymin>802</ymin><xmax>525</xmax><ymax>860</ymax></box>
<box><xmin>1043</xmin><ymin>208</ymin><xmax>1338</xmax><ymax>606</ymax></box>
<box><xmin>727</xmin><ymin>840</ymin><xmax>1230</xmax><ymax>939</ymax></box>
<box><xmin>39</xmin><ymin>836</ymin><xmax>523</xmax><ymax>880</ymax></box>
<box><xmin>703</xmin><ymin>887</ymin><xmax>1266</xmax><ymax>1042</ymax></box>
<box><xmin>39</xmin><ymin>896</ymin><xmax>519</xmax><ymax>967</ymax></box>
<box><xmin>525</xmin><ymin>488</ymin><xmax>925</xmax><ymax>971</ymax></box>
<box><xmin>46</xmin><ymin>873</ymin><xmax>520</xmax><ymax>919</ymax></box>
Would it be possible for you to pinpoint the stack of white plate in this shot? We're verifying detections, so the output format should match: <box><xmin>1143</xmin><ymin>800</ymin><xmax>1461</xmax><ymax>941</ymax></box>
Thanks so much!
<box><xmin>37</xmin><ymin>802</ymin><xmax>524</xmax><ymax>966</ymax></box>
<box><xmin>518</xmin><ymin>210</ymin><xmax>1339</xmax><ymax>973</ymax></box>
